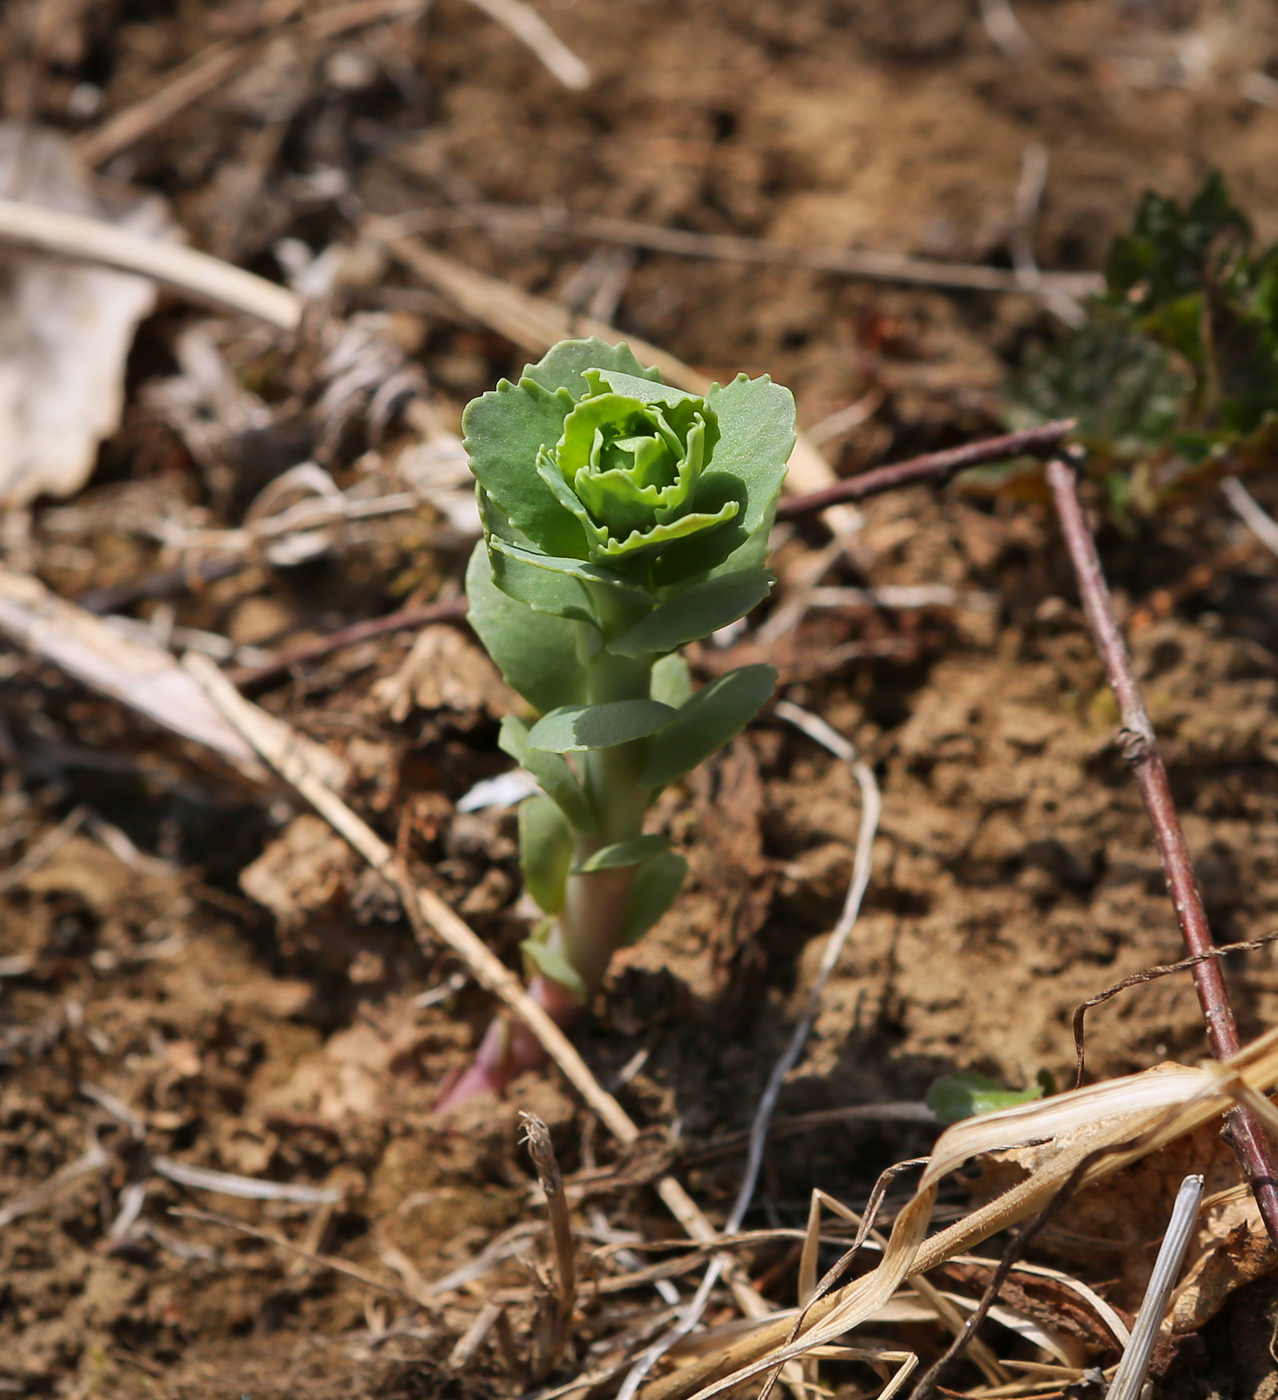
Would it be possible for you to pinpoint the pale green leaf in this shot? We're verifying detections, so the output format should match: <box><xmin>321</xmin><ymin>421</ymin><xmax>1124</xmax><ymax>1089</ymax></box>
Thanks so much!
<box><xmin>592</xmin><ymin>368</ymin><xmax>698</xmax><ymax>407</ymax></box>
<box><xmin>488</xmin><ymin>536</ymin><xmax>598</xmax><ymax>626</ymax></box>
<box><xmin>528</xmin><ymin>699</ymin><xmax>676</xmax><ymax>753</ymax></box>
<box><xmin>650</xmin><ymin>654</ymin><xmax>693</xmax><ymax>708</ymax></box>
<box><xmin>926</xmin><ymin>1073</ymin><xmax>1045</xmax><ymax>1125</ymax></box>
<box><xmin>574</xmin><ymin>834</ymin><xmax>671</xmax><ymax>874</ymax></box>
<box><xmin>499</xmin><ymin>716</ymin><xmax>598</xmax><ymax>835</ymax></box>
<box><xmin>640</xmin><ymin>664</ymin><xmax>777</xmax><ymax>786</ymax></box>
<box><xmin>465</xmin><ymin>542</ymin><xmax>586</xmax><ymax>715</ymax></box>
<box><xmin>521</xmin><ymin>337</ymin><xmax>659</xmax><ymax>400</ymax></box>
<box><xmin>649</xmin><ymin>373</ymin><xmax>795</xmax><ymax>587</ymax></box>
<box><xmin>463</xmin><ymin>378</ymin><xmax>586</xmax><ymax>558</ymax></box>
<box><xmin>620</xmin><ymin>851</ymin><xmax>688</xmax><ymax>945</ymax></box>
<box><xmin>608</xmin><ymin>568</ymin><xmax>775</xmax><ymax>658</ymax></box>
<box><xmin>519</xmin><ymin>794</ymin><xmax>574</xmax><ymax>914</ymax></box>
<box><xmin>521</xmin><ymin>936</ymin><xmax>589</xmax><ymax>1001</ymax></box>
<box><xmin>489</xmin><ymin>538</ymin><xmax>653</xmax><ymax>617</ymax></box>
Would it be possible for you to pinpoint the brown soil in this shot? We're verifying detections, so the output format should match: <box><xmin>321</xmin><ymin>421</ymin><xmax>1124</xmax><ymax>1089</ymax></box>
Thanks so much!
<box><xmin>5</xmin><ymin>1</ymin><xmax>1278</xmax><ymax>1396</ymax></box>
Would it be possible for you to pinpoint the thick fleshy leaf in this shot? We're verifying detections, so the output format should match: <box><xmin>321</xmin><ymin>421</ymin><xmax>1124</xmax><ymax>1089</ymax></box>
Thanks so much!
<box><xmin>519</xmin><ymin>794</ymin><xmax>574</xmax><ymax>915</ymax></box>
<box><xmin>521</xmin><ymin>337</ymin><xmax>659</xmax><ymax>401</ymax></box>
<box><xmin>573</xmin><ymin>834</ymin><xmax>671</xmax><ymax>874</ymax></box>
<box><xmin>463</xmin><ymin>378</ymin><xmax>587</xmax><ymax>558</ymax></box>
<box><xmin>640</xmin><ymin>664</ymin><xmax>777</xmax><ymax>786</ymax></box>
<box><xmin>489</xmin><ymin>538</ymin><xmax>652</xmax><ymax>614</ymax></box>
<box><xmin>649</xmin><ymin>373</ymin><xmax>795</xmax><ymax>587</ymax></box>
<box><xmin>608</xmin><ymin>568</ymin><xmax>775</xmax><ymax>658</ymax></box>
<box><xmin>620</xmin><ymin>851</ymin><xmax>688</xmax><ymax>945</ymax></box>
<box><xmin>521</xmin><ymin>936</ymin><xmax>588</xmax><ymax>1001</ymax></box>
<box><xmin>464</xmin><ymin>542</ymin><xmax>586</xmax><ymax>715</ymax></box>
<box><xmin>706</xmin><ymin>373</ymin><xmax>796</xmax><ymax>539</ymax></box>
<box><xmin>650</xmin><ymin>653</ymin><xmax>693</xmax><ymax>708</ymax></box>
<box><xmin>487</xmin><ymin>537</ymin><xmax>598</xmax><ymax>626</ymax></box>
<box><xmin>528</xmin><ymin>698</ymin><xmax>676</xmax><ymax>753</ymax></box>
<box><xmin>498</xmin><ymin>716</ymin><xmax>597</xmax><ymax>835</ymax></box>
<box><xmin>592</xmin><ymin>368</ymin><xmax>699</xmax><ymax>408</ymax></box>
<box><xmin>591</xmin><ymin>499</ymin><xmax>739</xmax><ymax>562</ymax></box>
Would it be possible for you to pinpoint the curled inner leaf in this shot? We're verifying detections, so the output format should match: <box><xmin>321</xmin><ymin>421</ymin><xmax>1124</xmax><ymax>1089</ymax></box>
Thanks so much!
<box><xmin>539</xmin><ymin>384</ymin><xmax>738</xmax><ymax>564</ymax></box>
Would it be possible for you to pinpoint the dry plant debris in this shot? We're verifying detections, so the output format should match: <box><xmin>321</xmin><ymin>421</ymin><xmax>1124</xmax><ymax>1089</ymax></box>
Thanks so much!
<box><xmin>6</xmin><ymin>2</ymin><xmax>1278</xmax><ymax>1398</ymax></box>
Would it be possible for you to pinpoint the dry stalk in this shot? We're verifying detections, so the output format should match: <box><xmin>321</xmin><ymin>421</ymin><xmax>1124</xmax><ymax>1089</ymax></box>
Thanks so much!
<box><xmin>1045</xmin><ymin>451</ymin><xmax>1278</xmax><ymax>1244</ymax></box>
<box><xmin>636</xmin><ymin>1031</ymin><xmax>1278</xmax><ymax>1400</ymax></box>
<box><xmin>521</xmin><ymin>1112</ymin><xmax>578</xmax><ymax>1359</ymax></box>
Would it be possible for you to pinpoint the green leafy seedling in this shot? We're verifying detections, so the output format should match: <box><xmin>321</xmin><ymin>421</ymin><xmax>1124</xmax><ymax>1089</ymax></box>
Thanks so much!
<box><xmin>438</xmin><ymin>338</ymin><xmax>795</xmax><ymax>1108</ymax></box>
<box><xmin>1005</xmin><ymin>172</ymin><xmax>1278</xmax><ymax>520</ymax></box>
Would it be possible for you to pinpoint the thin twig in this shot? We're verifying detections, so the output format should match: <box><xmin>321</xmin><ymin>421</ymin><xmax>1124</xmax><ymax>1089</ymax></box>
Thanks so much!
<box><xmin>0</xmin><ymin>199</ymin><xmax>301</xmax><ymax>329</ymax></box>
<box><xmin>75</xmin><ymin>0</ymin><xmax>425</xmax><ymax>167</ymax></box>
<box><xmin>380</xmin><ymin>204</ymin><xmax>1102</xmax><ymax>301</ymax></box>
<box><xmin>1222</xmin><ymin>476</ymin><xmax>1278</xmax><ymax>559</ymax></box>
<box><xmin>1072</xmin><ymin>930</ymin><xmax>1278</xmax><ymax>1087</ymax></box>
<box><xmin>0</xmin><ymin>805</ymin><xmax>87</xmax><ymax>897</ymax></box>
<box><xmin>1104</xmin><ymin>1174</ymin><xmax>1203</xmax><ymax>1400</ymax></box>
<box><xmin>461</xmin><ymin>0</ymin><xmax>590</xmax><ymax>89</ymax></box>
<box><xmin>228</xmin><ymin>596</ymin><xmax>469</xmax><ymax>689</ymax></box>
<box><xmin>169</xmin><ymin>1206</ymin><xmax>430</xmax><ymax>1308</ymax></box>
<box><xmin>775</xmin><ymin>420</ymin><xmax>1074</xmax><ymax>519</ymax></box>
<box><xmin>1045</xmin><ymin>450</ymin><xmax>1278</xmax><ymax>1245</ymax></box>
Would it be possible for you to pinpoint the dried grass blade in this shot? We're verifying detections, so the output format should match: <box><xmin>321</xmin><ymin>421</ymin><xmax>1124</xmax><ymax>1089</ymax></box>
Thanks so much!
<box><xmin>642</xmin><ymin>1027</ymin><xmax>1278</xmax><ymax>1400</ymax></box>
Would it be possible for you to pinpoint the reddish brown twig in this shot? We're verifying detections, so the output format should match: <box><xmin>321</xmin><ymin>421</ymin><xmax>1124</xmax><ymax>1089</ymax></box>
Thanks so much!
<box><xmin>228</xmin><ymin>595</ymin><xmax>469</xmax><ymax>689</ymax></box>
<box><xmin>775</xmin><ymin>419</ymin><xmax>1074</xmax><ymax>520</ymax></box>
<box><xmin>1046</xmin><ymin>450</ymin><xmax>1278</xmax><ymax>1245</ymax></box>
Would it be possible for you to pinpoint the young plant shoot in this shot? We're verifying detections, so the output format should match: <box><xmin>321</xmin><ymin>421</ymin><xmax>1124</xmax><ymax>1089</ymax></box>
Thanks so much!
<box><xmin>438</xmin><ymin>338</ymin><xmax>795</xmax><ymax>1108</ymax></box>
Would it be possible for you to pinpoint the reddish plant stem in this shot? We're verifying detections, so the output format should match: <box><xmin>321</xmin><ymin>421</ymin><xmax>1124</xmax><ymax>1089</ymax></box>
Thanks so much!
<box><xmin>229</xmin><ymin>595</ymin><xmax>469</xmax><ymax>689</ymax></box>
<box><xmin>434</xmin><ymin>973</ymin><xmax>577</xmax><ymax>1112</ymax></box>
<box><xmin>775</xmin><ymin>418</ymin><xmax>1074</xmax><ymax>520</ymax></box>
<box><xmin>1046</xmin><ymin>451</ymin><xmax>1278</xmax><ymax>1246</ymax></box>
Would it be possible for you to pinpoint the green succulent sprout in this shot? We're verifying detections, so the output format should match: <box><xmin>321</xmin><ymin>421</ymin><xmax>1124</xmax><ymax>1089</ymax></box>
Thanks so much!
<box><xmin>438</xmin><ymin>338</ymin><xmax>795</xmax><ymax>1107</ymax></box>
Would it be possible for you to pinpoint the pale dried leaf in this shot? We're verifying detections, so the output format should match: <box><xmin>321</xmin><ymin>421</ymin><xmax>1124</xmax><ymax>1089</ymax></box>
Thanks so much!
<box><xmin>0</xmin><ymin>123</ymin><xmax>175</xmax><ymax>505</ymax></box>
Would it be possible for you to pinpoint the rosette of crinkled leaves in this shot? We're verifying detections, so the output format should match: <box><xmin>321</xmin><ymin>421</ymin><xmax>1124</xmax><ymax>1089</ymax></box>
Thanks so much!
<box><xmin>462</xmin><ymin>338</ymin><xmax>795</xmax><ymax>665</ymax></box>
<box><xmin>439</xmin><ymin>340</ymin><xmax>795</xmax><ymax>1108</ymax></box>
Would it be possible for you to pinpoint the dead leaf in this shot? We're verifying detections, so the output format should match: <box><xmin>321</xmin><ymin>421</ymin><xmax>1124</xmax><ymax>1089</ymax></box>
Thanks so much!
<box><xmin>0</xmin><ymin>123</ymin><xmax>174</xmax><ymax>505</ymax></box>
<box><xmin>965</xmin><ymin>1101</ymin><xmax>1278</xmax><ymax>1331</ymax></box>
<box><xmin>372</xmin><ymin>624</ymin><xmax>518</xmax><ymax>721</ymax></box>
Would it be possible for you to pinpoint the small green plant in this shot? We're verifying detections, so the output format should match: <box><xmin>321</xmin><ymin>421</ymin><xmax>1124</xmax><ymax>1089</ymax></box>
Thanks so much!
<box><xmin>1006</xmin><ymin>173</ymin><xmax>1278</xmax><ymax>518</ymax></box>
<box><xmin>438</xmin><ymin>338</ymin><xmax>795</xmax><ymax>1107</ymax></box>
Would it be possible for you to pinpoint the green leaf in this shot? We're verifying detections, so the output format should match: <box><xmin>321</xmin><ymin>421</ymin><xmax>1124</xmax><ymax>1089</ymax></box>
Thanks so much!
<box><xmin>650</xmin><ymin>653</ymin><xmax>693</xmax><ymax>709</ymax></box>
<box><xmin>487</xmin><ymin>537</ymin><xmax>597</xmax><ymax>626</ymax></box>
<box><xmin>573</xmin><ymin>834</ymin><xmax>671</xmax><ymax>874</ymax></box>
<box><xmin>519</xmin><ymin>794</ymin><xmax>574</xmax><ymax>915</ymax></box>
<box><xmin>528</xmin><ymin>699</ymin><xmax>677</xmax><ymax>753</ymax></box>
<box><xmin>521</xmin><ymin>337</ymin><xmax>660</xmax><ymax>401</ymax></box>
<box><xmin>465</xmin><ymin>541</ymin><xmax>586</xmax><ymax>715</ymax></box>
<box><xmin>925</xmin><ymin>1072</ymin><xmax>1045</xmax><ymax>1125</ymax></box>
<box><xmin>521</xmin><ymin>936</ymin><xmax>589</xmax><ymax>1001</ymax></box>
<box><xmin>463</xmin><ymin>379</ymin><xmax>587</xmax><ymax>559</ymax></box>
<box><xmin>620</xmin><ymin>851</ymin><xmax>688</xmax><ymax>945</ymax></box>
<box><xmin>489</xmin><ymin>538</ymin><xmax>653</xmax><ymax>618</ymax></box>
<box><xmin>593</xmin><ymin>368</ymin><xmax>699</xmax><ymax>407</ymax></box>
<box><xmin>650</xmin><ymin>373</ymin><xmax>795</xmax><ymax>587</ymax></box>
<box><xmin>640</xmin><ymin>665</ymin><xmax>776</xmax><ymax>786</ymax></box>
<box><xmin>498</xmin><ymin>717</ymin><xmax>597</xmax><ymax>835</ymax></box>
<box><xmin>609</xmin><ymin>568</ymin><xmax>775</xmax><ymax>657</ymax></box>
